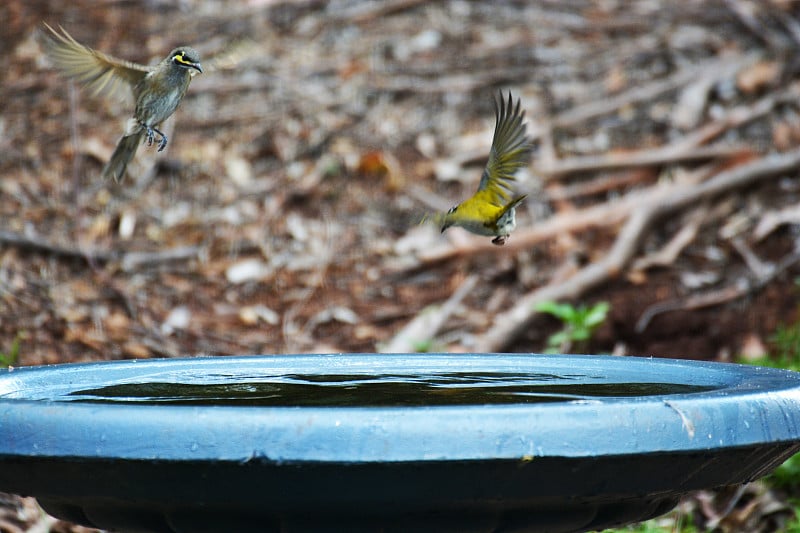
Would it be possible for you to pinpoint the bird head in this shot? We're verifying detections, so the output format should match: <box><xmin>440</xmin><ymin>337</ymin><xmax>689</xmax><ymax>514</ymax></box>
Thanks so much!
<box><xmin>170</xmin><ymin>48</ymin><xmax>203</xmax><ymax>74</ymax></box>
<box><xmin>440</xmin><ymin>205</ymin><xmax>459</xmax><ymax>232</ymax></box>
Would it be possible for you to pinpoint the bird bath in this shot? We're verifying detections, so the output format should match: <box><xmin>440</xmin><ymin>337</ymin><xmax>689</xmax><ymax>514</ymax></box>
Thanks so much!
<box><xmin>1</xmin><ymin>353</ymin><xmax>799</xmax><ymax>533</ymax></box>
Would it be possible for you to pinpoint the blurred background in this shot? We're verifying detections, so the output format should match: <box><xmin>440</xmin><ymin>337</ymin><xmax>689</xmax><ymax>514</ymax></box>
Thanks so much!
<box><xmin>2</xmin><ymin>0</ymin><xmax>800</xmax><ymax>529</ymax></box>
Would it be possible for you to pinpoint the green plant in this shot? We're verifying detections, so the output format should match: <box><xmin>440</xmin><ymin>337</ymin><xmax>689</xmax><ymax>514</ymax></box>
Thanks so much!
<box><xmin>0</xmin><ymin>333</ymin><xmax>22</xmax><ymax>368</ymax></box>
<box><xmin>783</xmin><ymin>501</ymin><xmax>800</xmax><ymax>532</ymax></box>
<box><xmin>769</xmin><ymin>453</ymin><xmax>800</xmax><ymax>492</ymax></box>
<box><xmin>412</xmin><ymin>339</ymin><xmax>435</xmax><ymax>353</ymax></box>
<box><xmin>535</xmin><ymin>301</ymin><xmax>610</xmax><ymax>353</ymax></box>
<box><xmin>768</xmin><ymin>321</ymin><xmax>800</xmax><ymax>371</ymax></box>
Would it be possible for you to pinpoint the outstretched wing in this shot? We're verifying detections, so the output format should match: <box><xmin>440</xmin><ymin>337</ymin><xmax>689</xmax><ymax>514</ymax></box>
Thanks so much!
<box><xmin>40</xmin><ymin>23</ymin><xmax>151</xmax><ymax>100</ymax></box>
<box><xmin>201</xmin><ymin>38</ymin><xmax>258</xmax><ymax>73</ymax></box>
<box><xmin>476</xmin><ymin>92</ymin><xmax>532</xmax><ymax>206</ymax></box>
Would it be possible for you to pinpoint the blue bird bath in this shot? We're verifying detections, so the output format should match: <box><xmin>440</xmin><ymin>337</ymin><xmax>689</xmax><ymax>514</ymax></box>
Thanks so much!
<box><xmin>0</xmin><ymin>353</ymin><xmax>799</xmax><ymax>532</ymax></box>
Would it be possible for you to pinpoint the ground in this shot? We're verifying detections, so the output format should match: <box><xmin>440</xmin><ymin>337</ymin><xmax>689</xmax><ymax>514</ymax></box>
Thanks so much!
<box><xmin>2</xmin><ymin>0</ymin><xmax>800</xmax><ymax>531</ymax></box>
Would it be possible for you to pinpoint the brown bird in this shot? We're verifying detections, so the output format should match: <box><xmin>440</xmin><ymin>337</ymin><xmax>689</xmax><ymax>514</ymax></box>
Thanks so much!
<box><xmin>40</xmin><ymin>24</ymin><xmax>203</xmax><ymax>182</ymax></box>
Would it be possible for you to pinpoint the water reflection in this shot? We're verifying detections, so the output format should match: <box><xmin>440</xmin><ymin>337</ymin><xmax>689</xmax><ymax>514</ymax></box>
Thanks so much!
<box><xmin>59</xmin><ymin>372</ymin><xmax>716</xmax><ymax>406</ymax></box>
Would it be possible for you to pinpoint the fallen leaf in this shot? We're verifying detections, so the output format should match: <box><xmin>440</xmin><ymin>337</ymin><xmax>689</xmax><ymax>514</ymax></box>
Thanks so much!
<box><xmin>226</xmin><ymin>258</ymin><xmax>273</xmax><ymax>284</ymax></box>
<box><xmin>737</xmin><ymin>61</ymin><xmax>781</xmax><ymax>94</ymax></box>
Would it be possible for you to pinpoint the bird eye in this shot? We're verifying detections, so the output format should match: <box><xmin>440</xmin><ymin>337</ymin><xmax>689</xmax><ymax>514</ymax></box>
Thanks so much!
<box><xmin>447</xmin><ymin>206</ymin><xmax>458</xmax><ymax>214</ymax></box>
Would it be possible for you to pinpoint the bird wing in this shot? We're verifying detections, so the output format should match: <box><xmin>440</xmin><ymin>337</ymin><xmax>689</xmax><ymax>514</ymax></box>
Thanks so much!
<box><xmin>476</xmin><ymin>92</ymin><xmax>532</xmax><ymax>207</ymax></box>
<box><xmin>40</xmin><ymin>24</ymin><xmax>151</xmax><ymax>100</ymax></box>
<box><xmin>200</xmin><ymin>38</ymin><xmax>258</xmax><ymax>72</ymax></box>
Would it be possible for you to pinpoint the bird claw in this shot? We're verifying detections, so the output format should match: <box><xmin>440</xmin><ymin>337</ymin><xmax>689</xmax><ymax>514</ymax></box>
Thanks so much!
<box><xmin>141</xmin><ymin>123</ymin><xmax>168</xmax><ymax>152</ymax></box>
<box><xmin>491</xmin><ymin>235</ymin><xmax>507</xmax><ymax>246</ymax></box>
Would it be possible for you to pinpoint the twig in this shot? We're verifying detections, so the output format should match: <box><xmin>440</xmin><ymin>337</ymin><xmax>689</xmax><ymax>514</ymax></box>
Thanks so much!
<box><xmin>348</xmin><ymin>0</ymin><xmax>429</xmax><ymax>23</ymax></box>
<box><xmin>538</xmin><ymin>144</ymin><xmax>749</xmax><ymax>179</ymax></box>
<box><xmin>551</xmin><ymin>55</ymin><xmax>756</xmax><ymax>129</ymax></box>
<box><xmin>120</xmin><ymin>246</ymin><xmax>205</xmax><ymax>272</ymax></box>
<box><xmin>635</xmin><ymin>250</ymin><xmax>800</xmax><ymax>333</ymax></box>
<box><xmin>635</xmin><ymin>283</ymin><xmax>745</xmax><ymax>334</ymax></box>
<box><xmin>473</xmin><ymin>148</ymin><xmax>800</xmax><ymax>352</ymax></box>
<box><xmin>753</xmin><ymin>201</ymin><xmax>800</xmax><ymax>241</ymax></box>
<box><xmin>730</xmin><ymin>236</ymin><xmax>773</xmax><ymax>280</ymax></box>
<box><xmin>0</xmin><ymin>230</ymin><xmax>203</xmax><ymax>271</ymax></box>
<box><xmin>380</xmin><ymin>274</ymin><xmax>478</xmax><ymax>353</ymax></box>
<box><xmin>0</xmin><ymin>230</ymin><xmax>116</xmax><ymax>262</ymax></box>
<box><xmin>723</xmin><ymin>0</ymin><xmax>785</xmax><ymax>50</ymax></box>
<box><xmin>632</xmin><ymin>208</ymin><xmax>705</xmax><ymax>271</ymax></box>
<box><xmin>545</xmin><ymin>169</ymin><xmax>653</xmax><ymax>202</ymax></box>
<box><xmin>370</xmin><ymin>67</ymin><xmax>535</xmax><ymax>94</ymax></box>
<box><xmin>541</xmin><ymin>83</ymin><xmax>800</xmax><ymax>180</ymax></box>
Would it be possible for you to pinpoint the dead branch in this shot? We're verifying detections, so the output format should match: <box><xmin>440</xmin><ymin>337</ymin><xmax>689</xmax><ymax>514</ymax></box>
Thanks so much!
<box><xmin>632</xmin><ymin>207</ymin><xmax>705</xmax><ymax>271</ymax></box>
<box><xmin>635</xmin><ymin>249</ymin><xmax>800</xmax><ymax>333</ymax></box>
<box><xmin>723</xmin><ymin>0</ymin><xmax>786</xmax><ymax>50</ymax></box>
<box><xmin>551</xmin><ymin>55</ymin><xmax>756</xmax><ymax>129</ymax></box>
<box><xmin>0</xmin><ymin>230</ymin><xmax>203</xmax><ymax>272</ymax></box>
<box><xmin>545</xmin><ymin>169</ymin><xmax>653</xmax><ymax>202</ymax></box>
<box><xmin>538</xmin><ymin>145</ymin><xmax>749</xmax><ymax>179</ymax></box>
<box><xmin>120</xmin><ymin>246</ymin><xmax>205</xmax><ymax>272</ymax></box>
<box><xmin>753</xmin><ymin>201</ymin><xmax>800</xmax><ymax>241</ymax></box>
<box><xmin>380</xmin><ymin>274</ymin><xmax>478</xmax><ymax>353</ymax></box>
<box><xmin>473</xmin><ymin>148</ymin><xmax>800</xmax><ymax>352</ymax></box>
<box><xmin>730</xmin><ymin>236</ymin><xmax>774</xmax><ymax>280</ymax></box>
<box><xmin>541</xmin><ymin>83</ymin><xmax>800</xmax><ymax>180</ymax></box>
<box><xmin>0</xmin><ymin>230</ymin><xmax>116</xmax><ymax>263</ymax></box>
<box><xmin>349</xmin><ymin>0</ymin><xmax>429</xmax><ymax>23</ymax></box>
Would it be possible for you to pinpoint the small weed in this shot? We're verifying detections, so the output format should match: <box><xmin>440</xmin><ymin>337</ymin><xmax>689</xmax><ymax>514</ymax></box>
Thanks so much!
<box><xmin>412</xmin><ymin>339</ymin><xmax>435</xmax><ymax>353</ymax></box>
<box><xmin>535</xmin><ymin>301</ymin><xmax>610</xmax><ymax>353</ymax></box>
<box><xmin>0</xmin><ymin>333</ymin><xmax>22</xmax><ymax>368</ymax></box>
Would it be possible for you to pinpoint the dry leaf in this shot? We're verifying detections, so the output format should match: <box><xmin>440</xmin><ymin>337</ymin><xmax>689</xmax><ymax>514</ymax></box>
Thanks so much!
<box><xmin>357</xmin><ymin>151</ymin><xmax>404</xmax><ymax>192</ymax></box>
<box><xmin>226</xmin><ymin>258</ymin><xmax>273</xmax><ymax>284</ymax></box>
<box><xmin>737</xmin><ymin>61</ymin><xmax>781</xmax><ymax>94</ymax></box>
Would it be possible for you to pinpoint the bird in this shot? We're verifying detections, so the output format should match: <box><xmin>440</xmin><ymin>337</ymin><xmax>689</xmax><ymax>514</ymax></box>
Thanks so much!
<box><xmin>39</xmin><ymin>23</ymin><xmax>203</xmax><ymax>182</ymax></box>
<box><xmin>428</xmin><ymin>92</ymin><xmax>532</xmax><ymax>246</ymax></box>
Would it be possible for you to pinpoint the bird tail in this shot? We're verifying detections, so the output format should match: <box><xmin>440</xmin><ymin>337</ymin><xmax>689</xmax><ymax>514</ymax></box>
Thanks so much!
<box><xmin>101</xmin><ymin>131</ymin><xmax>143</xmax><ymax>182</ymax></box>
<box><xmin>502</xmin><ymin>194</ymin><xmax>527</xmax><ymax>213</ymax></box>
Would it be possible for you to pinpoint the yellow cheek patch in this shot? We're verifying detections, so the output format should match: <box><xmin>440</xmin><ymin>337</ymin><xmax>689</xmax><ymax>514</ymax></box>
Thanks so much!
<box><xmin>173</xmin><ymin>52</ymin><xmax>192</xmax><ymax>66</ymax></box>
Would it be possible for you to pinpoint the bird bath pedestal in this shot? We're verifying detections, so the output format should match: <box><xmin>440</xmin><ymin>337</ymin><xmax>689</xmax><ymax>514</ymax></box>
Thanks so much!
<box><xmin>1</xmin><ymin>353</ymin><xmax>799</xmax><ymax>532</ymax></box>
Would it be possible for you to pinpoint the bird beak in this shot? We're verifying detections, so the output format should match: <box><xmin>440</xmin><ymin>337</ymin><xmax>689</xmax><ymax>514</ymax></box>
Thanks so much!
<box><xmin>191</xmin><ymin>62</ymin><xmax>204</xmax><ymax>74</ymax></box>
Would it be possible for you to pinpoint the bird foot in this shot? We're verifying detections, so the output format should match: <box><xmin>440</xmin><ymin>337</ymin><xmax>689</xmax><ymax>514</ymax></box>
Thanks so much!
<box><xmin>141</xmin><ymin>122</ymin><xmax>168</xmax><ymax>152</ymax></box>
<box><xmin>491</xmin><ymin>235</ymin><xmax>507</xmax><ymax>246</ymax></box>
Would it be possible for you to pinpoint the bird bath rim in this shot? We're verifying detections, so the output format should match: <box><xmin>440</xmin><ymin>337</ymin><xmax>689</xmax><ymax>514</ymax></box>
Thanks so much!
<box><xmin>1</xmin><ymin>353</ymin><xmax>799</xmax><ymax>463</ymax></box>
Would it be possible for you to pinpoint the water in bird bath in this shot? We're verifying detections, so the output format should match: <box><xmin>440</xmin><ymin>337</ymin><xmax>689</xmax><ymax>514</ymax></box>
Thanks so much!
<box><xmin>49</xmin><ymin>372</ymin><xmax>717</xmax><ymax>406</ymax></box>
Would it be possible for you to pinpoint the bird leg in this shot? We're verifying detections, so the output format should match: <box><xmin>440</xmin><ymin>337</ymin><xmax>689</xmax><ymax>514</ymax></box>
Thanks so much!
<box><xmin>140</xmin><ymin>122</ymin><xmax>168</xmax><ymax>152</ymax></box>
<box><xmin>491</xmin><ymin>235</ymin><xmax>508</xmax><ymax>246</ymax></box>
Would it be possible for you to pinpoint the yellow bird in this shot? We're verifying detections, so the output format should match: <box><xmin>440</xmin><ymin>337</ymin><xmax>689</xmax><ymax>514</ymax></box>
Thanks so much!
<box><xmin>430</xmin><ymin>92</ymin><xmax>532</xmax><ymax>245</ymax></box>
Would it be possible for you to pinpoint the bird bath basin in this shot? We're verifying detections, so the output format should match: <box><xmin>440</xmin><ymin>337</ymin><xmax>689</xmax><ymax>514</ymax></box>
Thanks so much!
<box><xmin>1</xmin><ymin>353</ymin><xmax>799</xmax><ymax>533</ymax></box>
